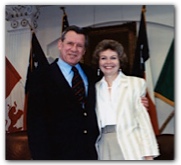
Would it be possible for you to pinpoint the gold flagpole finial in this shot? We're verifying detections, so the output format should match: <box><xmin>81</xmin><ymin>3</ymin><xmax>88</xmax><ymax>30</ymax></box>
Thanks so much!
<box><xmin>60</xmin><ymin>7</ymin><xmax>66</xmax><ymax>15</ymax></box>
<box><xmin>27</xmin><ymin>21</ymin><xmax>35</xmax><ymax>33</ymax></box>
<box><xmin>142</xmin><ymin>5</ymin><xmax>146</xmax><ymax>13</ymax></box>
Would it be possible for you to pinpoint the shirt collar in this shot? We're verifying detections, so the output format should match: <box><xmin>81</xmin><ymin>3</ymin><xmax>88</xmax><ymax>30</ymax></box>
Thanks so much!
<box><xmin>99</xmin><ymin>71</ymin><xmax>124</xmax><ymax>87</ymax></box>
<box><xmin>57</xmin><ymin>58</ymin><xmax>79</xmax><ymax>74</ymax></box>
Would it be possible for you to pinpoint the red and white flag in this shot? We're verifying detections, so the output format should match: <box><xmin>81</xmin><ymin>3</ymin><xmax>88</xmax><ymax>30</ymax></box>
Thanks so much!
<box><xmin>5</xmin><ymin>57</ymin><xmax>25</xmax><ymax>133</ymax></box>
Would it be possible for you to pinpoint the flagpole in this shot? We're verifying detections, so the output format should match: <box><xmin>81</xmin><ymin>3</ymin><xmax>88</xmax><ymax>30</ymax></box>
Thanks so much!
<box><xmin>159</xmin><ymin>110</ymin><xmax>175</xmax><ymax>133</ymax></box>
<box><xmin>27</xmin><ymin>21</ymin><xmax>35</xmax><ymax>34</ymax></box>
<box><xmin>60</xmin><ymin>6</ymin><xmax>66</xmax><ymax>31</ymax></box>
<box><xmin>60</xmin><ymin>6</ymin><xmax>69</xmax><ymax>33</ymax></box>
<box><xmin>142</xmin><ymin>5</ymin><xmax>146</xmax><ymax>12</ymax></box>
<box><xmin>60</xmin><ymin>7</ymin><xmax>66</xmax><ymax>15</ymax></box>
<box><xmin>142</xmin><ymin>5</ymin><xmax>146</xmax><ymax>28</ymax></box>
<box><xmin>23</xmin><ymin>20</ymin><xmax>33</xmax><ymax>130</ymax></box>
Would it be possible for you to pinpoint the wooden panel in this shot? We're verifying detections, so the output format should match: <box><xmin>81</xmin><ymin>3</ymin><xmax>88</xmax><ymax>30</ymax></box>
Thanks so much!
<box><xmin>83</xmin><ymin>22</ymin><xmax>136</xmax><ymax>75</ymax></box>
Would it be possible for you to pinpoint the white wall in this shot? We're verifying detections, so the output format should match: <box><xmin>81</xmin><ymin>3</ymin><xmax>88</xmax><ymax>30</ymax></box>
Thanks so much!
<box><xmin>6</xmin><ymin>5</ymin><xmax>175</xmax><ymax>134</ymax></box>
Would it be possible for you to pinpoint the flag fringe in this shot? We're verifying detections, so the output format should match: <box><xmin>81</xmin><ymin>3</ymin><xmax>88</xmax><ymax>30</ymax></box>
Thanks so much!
<box><xmin>154</xmin><ymin>92</ymin><xmax>174</xmax><ymax>106</ymax></box>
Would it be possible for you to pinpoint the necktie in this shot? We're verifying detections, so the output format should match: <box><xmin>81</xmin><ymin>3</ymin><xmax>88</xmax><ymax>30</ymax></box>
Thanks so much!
<box><xmin>72</xmin><ymin>66</ymin><xmax>86</xmax><ymax>104</ymax></box>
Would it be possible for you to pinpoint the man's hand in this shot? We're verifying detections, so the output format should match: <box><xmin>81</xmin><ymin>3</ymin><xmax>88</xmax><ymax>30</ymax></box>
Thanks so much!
<box><xmin>141</xmin><ymin>97</ymin><xmax>149</xmax><ymax>110</ymax></box>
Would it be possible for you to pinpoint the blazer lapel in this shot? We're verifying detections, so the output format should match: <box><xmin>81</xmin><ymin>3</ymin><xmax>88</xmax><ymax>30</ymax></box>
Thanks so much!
<box><xmin>116</xmin><ymin>74</ymin><xmax>129</xmax><ymax>119</ymax></box>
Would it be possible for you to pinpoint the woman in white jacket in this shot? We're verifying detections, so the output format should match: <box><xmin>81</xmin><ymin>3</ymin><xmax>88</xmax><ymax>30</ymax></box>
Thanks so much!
<box><xmin>92</xmin><ymin>39</ymin><xmax>159</xmax><ymax>160</ymax></box>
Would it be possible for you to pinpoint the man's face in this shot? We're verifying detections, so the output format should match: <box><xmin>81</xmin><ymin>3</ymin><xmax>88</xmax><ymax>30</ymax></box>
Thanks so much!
<box><xmin>58</xmin><ymin>31</ymin><xmax>86</xmax><ymax>66</ymax></box>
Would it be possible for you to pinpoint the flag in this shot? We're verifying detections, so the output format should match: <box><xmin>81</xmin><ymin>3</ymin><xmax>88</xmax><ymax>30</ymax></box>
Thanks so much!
<box><xmin>155</xmin><ymin>39</ymin><xmax>174</xmax><ymax>106</ymax></box>
<box><xmin>6</xmin><ymin>57</ymin><xmax>21</xmax><ymax>98</ymax></box>
<box><xmin>131</xmin><ymin>6</ymin><xmax>159</xmax><ymax>135</ymax></box>
<box><xmin>61</xmin><ymin>7</ymin><xmax>69</xmax><ymax>32</ymax></box>
<box><xmin>25</xmin><ymin>32</ymin><xmax>49</xmax><ymax>94</ymax></box>
<box><xmin>24</xmin><ymin>31</ymin><xmax>49</xmax><ymax>129</ymax></box>
<box><xmin>6</xmin><ymin>57</ymin><xmax>24</xmax><ymax>133</ymax></box>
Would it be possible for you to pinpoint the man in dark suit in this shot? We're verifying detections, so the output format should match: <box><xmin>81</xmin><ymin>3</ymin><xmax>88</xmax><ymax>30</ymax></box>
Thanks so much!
<box><xmin>27</xmin><ymin>26</ymin><xmax>99</xmax><ymax>160</ymax></box>
<box><xmin>27</xmin><ymin>25</ymin><xmax>148</xmax><ymax>160</ymax></box>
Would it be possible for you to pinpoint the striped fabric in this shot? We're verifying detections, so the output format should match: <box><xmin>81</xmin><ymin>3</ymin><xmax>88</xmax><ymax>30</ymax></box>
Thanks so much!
<box><xmin>72</xmin><ymin>66</ymin><xmax>86</xmax><ymax>104</ymax></box>
<box><xmin>95</xmin><ymin>72</ymin><xmax>159</xmax><ymax>160</ymax></box>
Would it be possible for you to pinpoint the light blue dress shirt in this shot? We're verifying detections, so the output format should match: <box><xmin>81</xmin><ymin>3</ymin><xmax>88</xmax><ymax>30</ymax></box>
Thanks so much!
<box><xmin>57</xmin><ymin>58</ymin><xmax>88</xmax><ymax>96</ymax></box>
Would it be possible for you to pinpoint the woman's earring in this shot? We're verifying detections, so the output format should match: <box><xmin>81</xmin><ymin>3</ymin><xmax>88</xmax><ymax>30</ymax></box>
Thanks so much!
<box><xmin>97</xmin><ymin>68</ymin><xmax>100</xmax><ymax>76</ymax></box>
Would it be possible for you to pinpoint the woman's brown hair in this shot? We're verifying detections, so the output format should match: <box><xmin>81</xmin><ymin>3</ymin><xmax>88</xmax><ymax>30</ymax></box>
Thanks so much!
<box><xmin>92</xmin><ymin>39</ymin><xmax>128</xmax><ymax>72</ymax></box>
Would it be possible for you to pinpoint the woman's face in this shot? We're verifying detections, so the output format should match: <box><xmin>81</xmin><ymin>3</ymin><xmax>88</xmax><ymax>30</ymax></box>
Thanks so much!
<box><xmin>99</xmin><ymin>49</ymin><xmax>120</xmax><ymax>77</ymax></box>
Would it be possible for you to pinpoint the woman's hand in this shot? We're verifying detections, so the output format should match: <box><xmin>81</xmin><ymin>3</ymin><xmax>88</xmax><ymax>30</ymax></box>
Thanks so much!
<box><xmin>144</xmin><ymin>156</ymin><xmax>154</xmax><ymax>160</ymax></box>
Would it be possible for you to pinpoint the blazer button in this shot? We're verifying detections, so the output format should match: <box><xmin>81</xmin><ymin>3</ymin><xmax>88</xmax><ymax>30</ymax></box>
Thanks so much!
<box><xmin>83</xmin><ymin>130</ymin><xmax>88</xmax><ymax>134</ymax></box>
<box><xmin>83</xmin><ymin>112</ymin><xmax>87</xmax><ymax>116</ymax></box>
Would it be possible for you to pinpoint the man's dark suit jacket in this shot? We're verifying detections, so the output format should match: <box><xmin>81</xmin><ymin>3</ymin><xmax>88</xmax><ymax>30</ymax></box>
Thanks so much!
<box><xmin>27</xmin><ymin>60</ymin><xmax>99</xmax><ymax>160</ymax></box>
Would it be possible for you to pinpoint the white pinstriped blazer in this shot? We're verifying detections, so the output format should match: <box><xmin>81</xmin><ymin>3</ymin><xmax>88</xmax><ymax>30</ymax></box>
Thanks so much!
<box><xmin>95</xmin><ymin>72</ymin><xmax>160</xmax><ymax>160</ymax></box>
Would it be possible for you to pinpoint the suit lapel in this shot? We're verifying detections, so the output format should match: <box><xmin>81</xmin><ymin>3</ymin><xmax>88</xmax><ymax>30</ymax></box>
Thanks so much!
<box><xmin>49</xmin><ymin>62</ymin><xmax>94</xmax><ymax>108</ymax></box>
<box><xmin>49</xmin><ymin>62</ymin><xmax>74</xmax><ymax>96</ymax></box>
<box><xmin>79</xmin><ymin>63</ymin><xmax>96</xmax><ymax>98</ymax></box>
